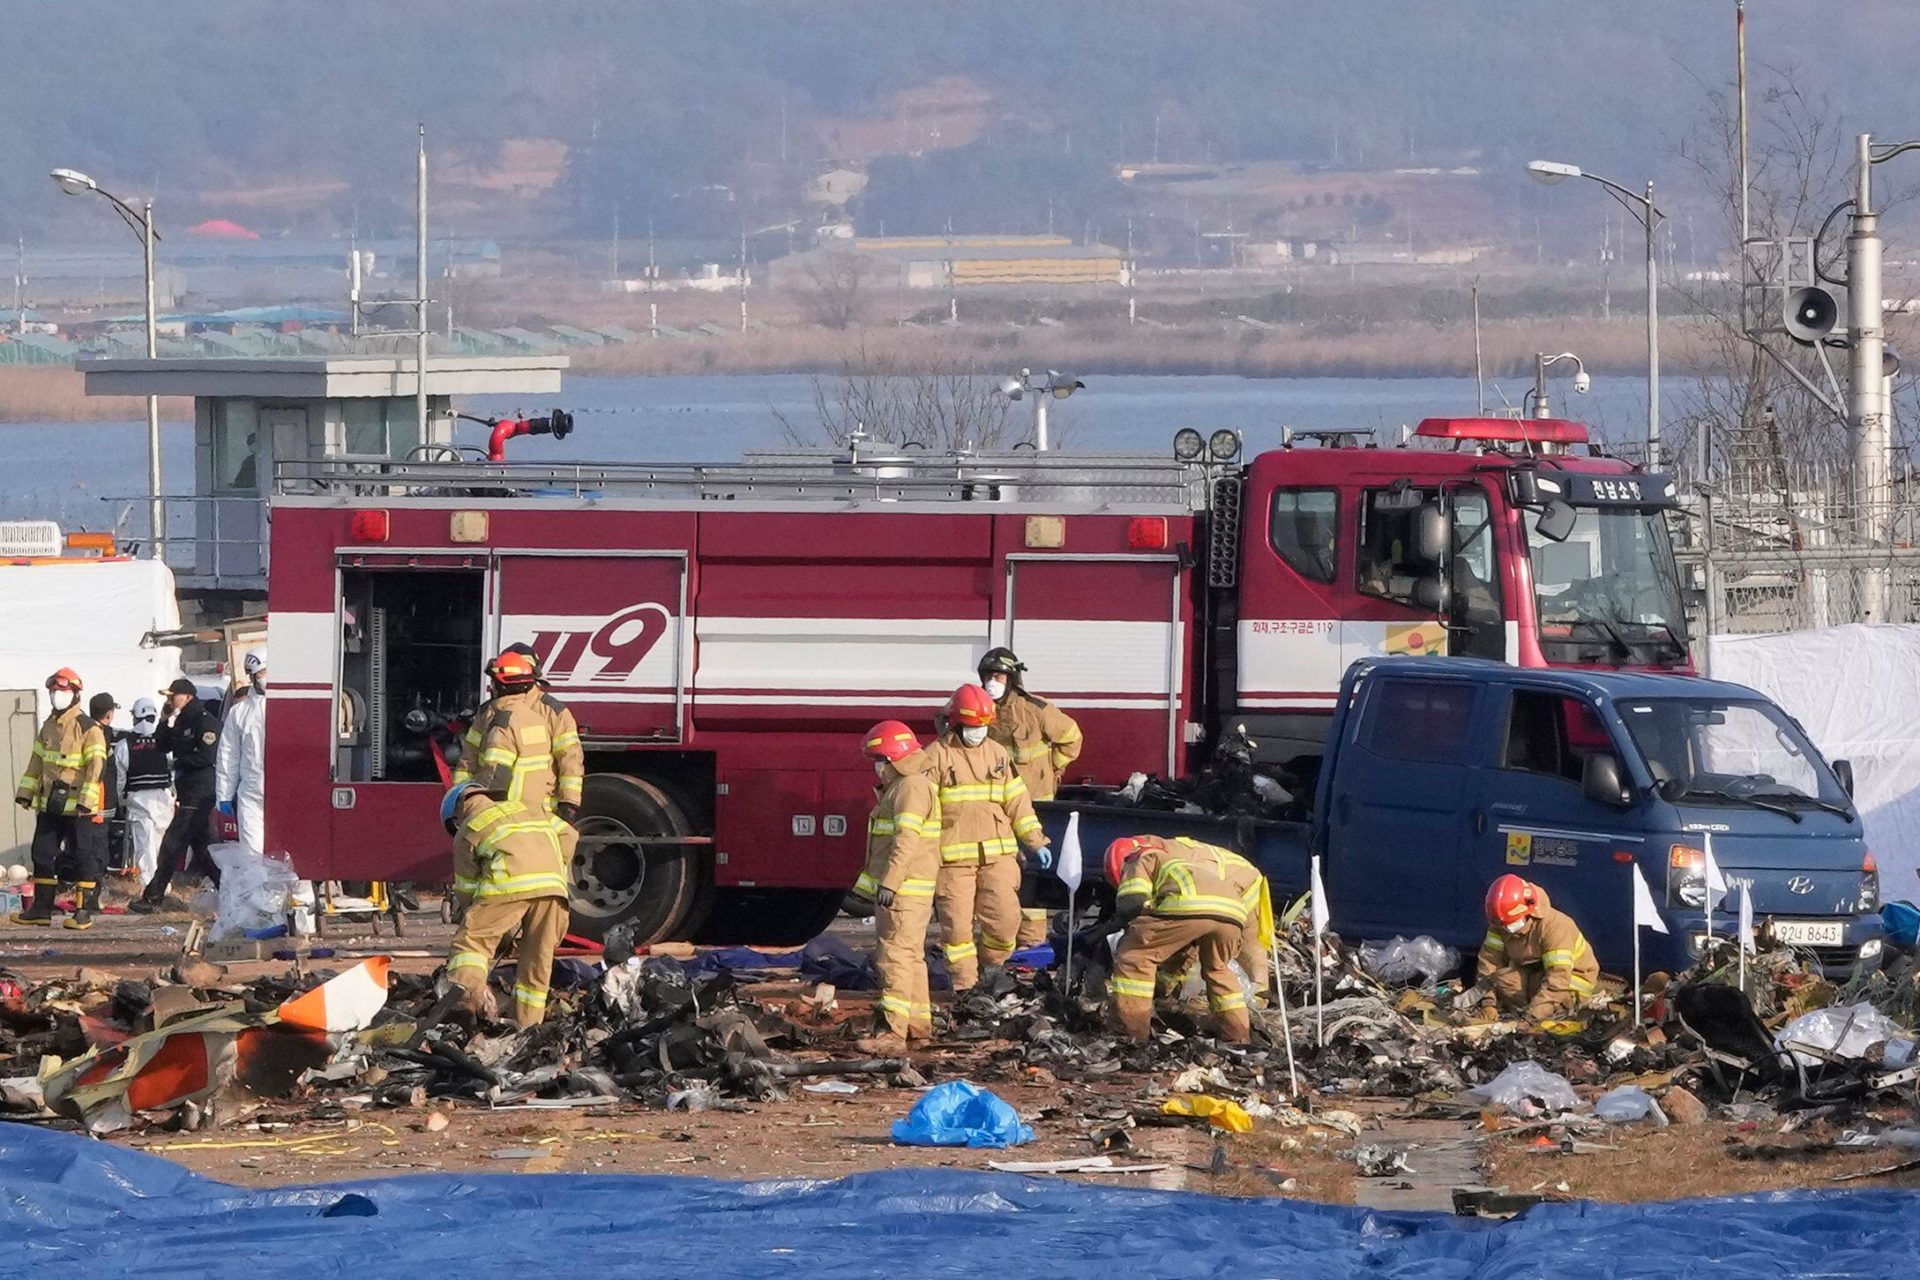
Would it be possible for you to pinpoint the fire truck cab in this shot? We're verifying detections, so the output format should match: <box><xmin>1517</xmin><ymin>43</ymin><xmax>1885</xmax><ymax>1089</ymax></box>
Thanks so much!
<box><xmin>264</xmin><ymin>415</ymin><xmax>1685</xmax><ymax>945</ymax></box>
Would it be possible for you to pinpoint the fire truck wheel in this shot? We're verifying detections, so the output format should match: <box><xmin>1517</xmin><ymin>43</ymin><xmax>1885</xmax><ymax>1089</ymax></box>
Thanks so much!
<box><xmin>690</xmin><ymin>888</ymin><xmax>845</xmax><ymax>948</ymax></box>
<box><xmin>568</xmin><ymin>774</ymin><xmax>699</xmax><ymax>944</ymax></box>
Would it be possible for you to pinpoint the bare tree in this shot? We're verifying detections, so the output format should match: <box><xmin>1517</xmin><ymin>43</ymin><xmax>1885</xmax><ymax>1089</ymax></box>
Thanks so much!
<box><xmin>795</xmin><ymin>251</ymin><xmax>880</xmax><ymax>330</ymax></box>
<box><xmin>774</xmin><ymin>338</ymin><xmax>1022</xmax><ymax>450</ymax></box>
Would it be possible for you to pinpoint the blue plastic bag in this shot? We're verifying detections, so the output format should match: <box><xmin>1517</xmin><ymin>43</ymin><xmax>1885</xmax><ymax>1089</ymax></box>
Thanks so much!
<box><xmin>891</xmin><ymin>1081</ymin><xmax>1034</xmax><ymax>1149</ymax></box>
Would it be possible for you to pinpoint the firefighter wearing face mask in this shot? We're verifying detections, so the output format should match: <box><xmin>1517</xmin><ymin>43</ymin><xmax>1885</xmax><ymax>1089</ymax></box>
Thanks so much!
<box><xmin>122</xmin><ymin>697</ymin><xmax>174</xmax><ymax>888</ymax></box>
<box><xmin>977</xmin><ymin>647</ymin><xmax>1083</xmax><ymax>949</ymax></box>
<box><xmin>1474</xmin><ymin>874</ymin><xmax>1599</xmax><ymax>1022</ymax></box>
<box><xmin>12</xmin><ymin>669</ymin><xmax>110</xmax><ymax>929</ymax></box>
<box><xmin>215</xmin><ymin>648</ymin><xmax>268</xmax><ymax>856</ymax></box>
<box><xmin>926</xmin><ymin>684</ymin><xmax>1051</xmax><ymax>992</ymax></box>
<box><xmin>853</xmin><ymin>721</ymin><xmax>940</xmax><ymax>1048</ymax></box>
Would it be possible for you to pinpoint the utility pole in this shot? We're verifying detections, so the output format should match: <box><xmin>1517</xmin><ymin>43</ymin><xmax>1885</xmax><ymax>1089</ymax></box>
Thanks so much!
<box><xmin>1848</xmin><ymin>132</ymin><xmax>1890</xmax><ymax>620</ymax></box>
<box><xmin>142</xmin><ymin>197</ymin><xmax>160</xmax><ymax>559</ymax></box>
<box><xmin>1645</xmin><ymin>178</ymin><xmax>1660</xmax><ymax>463</ymax></box>
<box><xmin>737</xmin><ymin>230</ymin><xmax>748</xmax><ymax>334</ymax></box>
<box><xmin>647</xmin><ymin>227</ymin><xmax>658</xmax><ymax>339</ymax></box>
<box><xmin>416</xmin><ymin>122</ymin><xmax>429</xmax><ymax>449</ymax></box>
<box><xmin>1472</xmin><ymin>279</ymin><xmax>1484</xmax><ymax>414</ymax></box>
<box><xmin>1737</xmin><ymin>0</ymin><xmax>1750</xmax><ymax>252</ymax></box>
<box><xmin>13</xmin><ymin>237</ymin><xmax>23</xmax><ymax>337</ymax></box>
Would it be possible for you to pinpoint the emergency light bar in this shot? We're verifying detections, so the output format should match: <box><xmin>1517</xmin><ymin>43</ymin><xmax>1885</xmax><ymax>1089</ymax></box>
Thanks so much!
<box><xmin>1414</xmin><ymin>417</ymin><xmax>1590</xmax><ymax>446</ymax></box>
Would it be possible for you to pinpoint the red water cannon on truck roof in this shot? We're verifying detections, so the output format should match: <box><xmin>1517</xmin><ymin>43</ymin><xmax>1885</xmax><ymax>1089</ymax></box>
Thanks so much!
<box><xmin>264</xmin><ymin>414</ymin><xmax>1688</xmax><ymax>944</ymax></box>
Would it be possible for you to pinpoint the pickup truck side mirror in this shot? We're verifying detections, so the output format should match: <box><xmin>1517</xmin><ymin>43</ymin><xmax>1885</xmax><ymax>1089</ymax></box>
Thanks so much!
<box><xmin>1582</xmin><ymin>753</ymin><xmax>1631</xmax><ymax>807</ymax></box>
<box><xmin>1535</xmin><ymin>500</ymin><xmax>1577</xmax><ymax>543</ymax></box>
<box><xmin>1833</xmin><ymin>758</ymin><xmax>1855</xmax><ymax>798</ymax></box>
<box><xmin>1412</xmin><ymin>502</ymin><xmax>1448</xmax><ymax>565</ymax></box>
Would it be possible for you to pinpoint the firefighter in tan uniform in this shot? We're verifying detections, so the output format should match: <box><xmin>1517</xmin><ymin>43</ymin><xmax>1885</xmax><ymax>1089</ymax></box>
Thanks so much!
<box><xmin>12</xmin><ymin>669</ymin><xmax>110</xmax><ymax>930</ymax></box>
<box><xmin>1475</xmin><ymin>874</ymin><xmax>1599</xmax><ymax>1021</ymax></box>
<box><xmin>977</xmin><ymin>648</ymin><xmax>1084</xmax><ymax>949</ymax></box>
<box><xmin>1104</xmin><ymin>834</ymin><xmax>1263</xmax><ymax>1044</ymax></box>
<box><xmin>454</xmin><ymin>647</ymin><xmax>586</xmax><ymax>833</ymax></box>
<box><xmin>927</xmin><ymin>684</ymin><xmax>1052</xmax><ymax>992</ymax></box>
<box><xmin>852</xmin><ymin>720</ymin><xmax>941</xmax><ymax>1048</ymax></box>
<box><xmin>441</xmin><ymin>781</ymin><xmax>572</xmax><ymax>1025</ymax></box>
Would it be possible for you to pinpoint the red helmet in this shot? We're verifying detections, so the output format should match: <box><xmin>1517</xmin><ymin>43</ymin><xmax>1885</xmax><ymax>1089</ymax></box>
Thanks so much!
<box><xmin>1105</xmin><ymin>836</ymin><xmax>1150</xmax><ymax>888</ymax></box>
<box><xmin>862</xmin><ymin>720</ymin><xmax>920</xmax><ymax>763</ymax></box>
<box><xmin>1486</xmin><ymin>874</ymin><xmax>1540</xmax><ymax>930</ymax></box>
<box><xmin>947</xmin><ymin>683</ymin><xmax>997</xmax><ymax>728</ymax></box>
<box><xmin>485</xmin><ymin>649</ymin><xmax>539</xmax><ymax>688</ymax></box>
<box><xmin>46</xmin><ymin>668</ymin><xmax>82</xmax><ymax>693</ymax></box>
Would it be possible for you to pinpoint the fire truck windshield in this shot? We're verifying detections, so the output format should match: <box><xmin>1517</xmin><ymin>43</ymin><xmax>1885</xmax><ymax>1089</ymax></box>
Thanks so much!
<box><xmin>1527</xmin><ymin>508</ymin><xmax>1687</xmax><ymax>664</ymax></box>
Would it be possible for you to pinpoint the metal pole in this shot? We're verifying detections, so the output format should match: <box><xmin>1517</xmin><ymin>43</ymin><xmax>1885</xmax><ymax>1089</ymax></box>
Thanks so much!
<box><xmin>1847</xmin><ymin>133</ymin><xmax>1889</xmax><ymax>620</ymax></box>
<box><xmin>1646</xmin><ymin>179</ymin><xmax>1660</xmax><ymax>463</ymax></box>
<box><xmin>1533</xmin><ymin>351</ymin><xmax>1550</xmax><ymax>419</ymax></box>
<box><xmin>143</xmin><ymin>199</ymin><xmax>163</xmax><ymax>561</ymax></box>
<box><xmin>1472</xmin><ymin>279</ymin><xmax>1484</xmax><ymax>413</ymax></box>
<box><xmin>416</xmin><ymin>123</ymin><xmax>429</xmax><ymax>449</ymax></box>
<box><xmin>1034</xmin><ymin>392</ymin><xmax>1050</xmax><ymax>451</ymax></box>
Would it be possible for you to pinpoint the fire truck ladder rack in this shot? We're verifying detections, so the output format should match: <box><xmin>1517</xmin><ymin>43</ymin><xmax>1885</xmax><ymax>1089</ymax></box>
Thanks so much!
<box><xmin>276</xmin><ymin>451</ymin><xmax>1215</xmax><ymax>508</ymax></box>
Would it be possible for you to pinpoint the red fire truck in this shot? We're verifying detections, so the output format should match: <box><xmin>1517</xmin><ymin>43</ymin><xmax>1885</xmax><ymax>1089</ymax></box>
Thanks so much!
<box><xmin>265</xmin><ymin>416</ymin><xmax>1688</xmax><ymax>944</ymax></box>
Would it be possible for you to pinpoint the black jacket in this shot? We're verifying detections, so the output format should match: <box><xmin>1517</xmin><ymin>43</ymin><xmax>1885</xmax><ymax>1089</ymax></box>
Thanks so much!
<box><xmin>125</xmin><ymin>731</ymin><xmax>172</xmax><ymax>793</ymax></box>
<box><xmin>161</xmin><ymin>699</ymin><xmax>221</xmax><ymax>782</ymax></box>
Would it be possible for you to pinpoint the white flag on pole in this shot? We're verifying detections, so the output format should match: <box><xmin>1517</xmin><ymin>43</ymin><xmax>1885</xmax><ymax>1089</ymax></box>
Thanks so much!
<box><xmin>1309</xmin><ymin>855</ymin><xmax>1330</xmax><ymax>935</ymax></box>
<box><xmin>1631</xmin><ymin>863</ymin><xmax>1669</xmax><ymax>935</ymax></box>
<box><xmin>1737</xmin><ymin>882</ymin><xmax>1756</xmax><ymax>955</ymax></box>
<box><xmin>1056</xmin><ymin>812</ymin><xmax>1083</xmax><ymax>895</ymax></box>
<box><xmin>1702</xmin><ymin>831</ymin><xmax>1728</xmax><ymax>906</ymax></box>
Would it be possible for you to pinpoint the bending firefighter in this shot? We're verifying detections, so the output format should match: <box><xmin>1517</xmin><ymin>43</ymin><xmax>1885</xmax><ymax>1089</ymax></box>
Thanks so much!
<box><xmin>927</xmin><ymin>683</ymin><xmax>1052</xmax><ymax>991</ymax></box>
<box><xmin>1474</xmin><ymin>874</ymin><xmax>1599</xmax><ymax>1022</ymax></box>
<box><xmin>1104</xmin><ymin>834</ymin><xmax>1264</xmax><ymax>1045</ymax></box>
<box><xmin>853</xmin><ymin>721</ymin><xmax>940</xmax><ymax>1048</ymax></box>
<box><xmin>977</xmin><ymin>647</ymin><xmax>1083</xmax><ymax>949</ymax></box>
<box><xmin>442</xmin><ymin>648</ymin><xmax>586</xmax><ymax>1025</ymax></box>
<box><xmin>12</xmin><ymin>669</ymin><xmax>110</xmax><ymax>929</ymax></box>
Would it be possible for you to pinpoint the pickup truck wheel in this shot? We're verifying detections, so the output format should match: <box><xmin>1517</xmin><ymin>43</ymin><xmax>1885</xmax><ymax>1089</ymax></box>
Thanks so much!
<box><xmin>568</xmin><ymin>774</ymin><xmax>699</xmax><ymax>944</ymax></box>
<box><xmin>690</xmin><ymin>888</ymin><xmax>845</xmax><ymax>947</ymax></box>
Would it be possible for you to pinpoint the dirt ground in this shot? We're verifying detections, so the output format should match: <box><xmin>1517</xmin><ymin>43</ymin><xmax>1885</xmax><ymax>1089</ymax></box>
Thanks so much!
<box><xmin>11</xmin><ymin>899</ymin><xmax>1920</xmax><ymax>1207</ymax></box>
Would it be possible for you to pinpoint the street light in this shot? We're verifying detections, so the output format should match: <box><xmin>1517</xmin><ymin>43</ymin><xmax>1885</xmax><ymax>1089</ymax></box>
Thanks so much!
<box><xmin>50</xmin><ymin>167</ymin><xmax>164</xmax><ymax>560</ymax></box>
<box><xmin>997</xmin><ymin>368</ymin><xmax>1085</xmax><ymax>450</ymax></box>
<box><xmin>1529</xmin><ymin>351</ymin><xmax>1591</xmax><ymax>419</ymax></box>
<box><xmin>1528</xmin><ymin>159</ymin><xmax>1665</xmax><ymax>462</ymax></box>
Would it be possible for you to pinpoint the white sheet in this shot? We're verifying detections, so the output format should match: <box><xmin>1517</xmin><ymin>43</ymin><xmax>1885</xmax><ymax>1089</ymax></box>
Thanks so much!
<box><xmin>0</xmin><ymin>559</ymin><xmax>183</xmax><ymax>719</ymax></box>
<box><xmin>1708</xmin><ymin>624</ymin><xmax>1920</xmax><ymax>894</ymax></box>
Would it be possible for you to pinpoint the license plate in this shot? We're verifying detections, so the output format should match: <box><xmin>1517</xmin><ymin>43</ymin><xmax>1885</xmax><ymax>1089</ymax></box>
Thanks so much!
<box><xmin>1771</xmin><ymin>919</ymin><xmax>1844</xmax><ymax>947</ymax></box>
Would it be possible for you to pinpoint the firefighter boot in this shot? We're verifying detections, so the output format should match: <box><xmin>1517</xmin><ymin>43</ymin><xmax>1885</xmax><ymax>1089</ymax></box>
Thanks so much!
<box><xmin>65</xmin><ymin>881</ymin><xmax>100</xmax><ymax>931</ymax></box>
<box><xmin>10</xmin><ymin>878</ymin><xmax>58</xmax><ymax>927</ymax></box>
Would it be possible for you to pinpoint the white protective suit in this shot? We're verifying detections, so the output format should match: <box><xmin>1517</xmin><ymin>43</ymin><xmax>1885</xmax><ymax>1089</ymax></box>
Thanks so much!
<box><xmin>124</xmin><ymin>698</ymin><xmax>173</xmax><ymax>885</ymax></box>
<box><xmin>215</xmin><ymin>686</ymin><xmax>267</xmax><ymax>855</ymax></box>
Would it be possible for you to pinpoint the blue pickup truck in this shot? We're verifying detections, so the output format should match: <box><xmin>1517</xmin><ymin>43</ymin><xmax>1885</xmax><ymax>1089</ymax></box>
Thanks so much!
<box><xmin>1042</xmin><ymin>657</ymin><xmax>1882</xmax><ymax>976</ymax></box>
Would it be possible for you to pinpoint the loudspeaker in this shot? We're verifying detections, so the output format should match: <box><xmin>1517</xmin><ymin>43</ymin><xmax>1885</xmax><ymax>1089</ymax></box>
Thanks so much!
<box><xmin>1784</xmin><ymin>286</ymin><xmax>1839</xmax><ymax>345</ymax></box>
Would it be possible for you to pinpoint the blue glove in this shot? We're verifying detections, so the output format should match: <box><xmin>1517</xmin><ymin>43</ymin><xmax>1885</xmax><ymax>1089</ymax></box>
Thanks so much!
<box><xmin>1029</xmin><ymin>845</ymin><xmax>1054</xmax><ymax>873</ymax></box>
<box><xmin>216</xmin><ymin>800</ymin><xmax>236</xmax><ymax>818</ymax></box>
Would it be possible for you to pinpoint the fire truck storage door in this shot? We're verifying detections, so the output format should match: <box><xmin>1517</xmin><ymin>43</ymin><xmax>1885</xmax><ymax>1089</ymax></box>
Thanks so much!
<box><xmin>495</xmin><ymin>553</ymin><xmax>687</xmax><ymax>743</ymax></box>
<box><xmin>1005</xmin><ymin>554</ymin><xmax>1182</xmax><ymax>780</ymax></box>
<box><xmin>714</xmin><ymin>769</ymin><xmax>868</xmax><ymax>889</ymax></box>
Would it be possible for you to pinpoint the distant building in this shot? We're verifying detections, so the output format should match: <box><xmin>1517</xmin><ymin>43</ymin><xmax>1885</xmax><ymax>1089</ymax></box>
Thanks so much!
<box><xmin>806</xmin><ymin>168</ymin><xmax>869</xmax><ymax>207</ymax></box>
<box><xmin>773</xmin><ymin>235</ymin><xmax>1131</xmax><ymax>291</ymax></box>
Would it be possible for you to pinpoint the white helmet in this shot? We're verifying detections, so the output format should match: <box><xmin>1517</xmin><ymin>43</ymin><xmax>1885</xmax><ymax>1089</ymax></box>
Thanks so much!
<box><xmin>244</xmin><ymin>647</ymin><xmax>268</xmax><ymax>677</ymax></box>
<box><xmin>131</xmin><ymin>696</ymin><xmax>160</xmax><ymax>727</ymax></box>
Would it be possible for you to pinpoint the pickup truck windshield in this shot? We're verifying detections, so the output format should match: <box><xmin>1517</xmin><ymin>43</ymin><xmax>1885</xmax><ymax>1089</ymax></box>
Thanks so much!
<box><xmin>1617</xmin><ymin>697</ymin><xmax>1848</xmax><ymax>807</ymax></box>
<box><xmin>1528</xmin><ymin>508</ymin><xmax>1687</xmax><ymax>663</ymax></box>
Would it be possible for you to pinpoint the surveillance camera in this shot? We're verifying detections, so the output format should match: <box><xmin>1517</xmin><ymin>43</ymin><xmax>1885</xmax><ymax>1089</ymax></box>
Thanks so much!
<box><xmin>1572</xmin><ymin>370</ymin><xmax>1592</xmax><ymax>395</ymax></box>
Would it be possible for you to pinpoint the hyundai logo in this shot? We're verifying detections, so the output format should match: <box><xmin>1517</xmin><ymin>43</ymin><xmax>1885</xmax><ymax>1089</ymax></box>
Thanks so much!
<box><xmin>1786</xmin><ymin>876</ymin><xmax>1816</xmax><ymax>895</ymax></box>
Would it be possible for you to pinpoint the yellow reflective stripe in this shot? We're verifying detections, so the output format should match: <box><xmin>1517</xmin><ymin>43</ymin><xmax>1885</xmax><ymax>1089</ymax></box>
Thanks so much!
<box><xmin>1568</xmin><ymin>974</ymin><xmax>1595</xmax><ymax>995</ymax></box>
<box><xmin>554</xmin><ymin>777</ymin><xmax>583</xmax><ymax>800</ymax></box>
<box><xmin>79</xmin><ymin>784</ymin><xmax>102</xmax><ymax>810</ymax></box>
<box><xmin>869</xmin><ymin>818</ymin><xmax>897</xmax><ymax>836</ymax></box>
<box><xmin>1011</xmin><ymin>744</ymin><xmax>1050</xmax><ymax>763</ymax></box>
<box><xmin>1011</xmin><ymin>814</ymin><xmax>1042</xmax><ymax>837</ymax></box>
<box><xmin>980</xmin><ymin>930</ymin><xmax>1017</xmax><ymax>952</ymax></box>
<box><xmin>943</xmin><ymin>942</ymin><xmax>977</xmax><ymax>960</ymax></box>
<box><xmin>938</xmin><ymin>784</ymin><xmax>995</xmax><ymax>804</ymax></box>
<box><xmin>451</xmin><ymin>767</ymin><xmax>474</xmax><ymax>786</ymax></box>
<box><xmin>80</xmin><ymin>743</ymin><xmax>108</xmax><ymax>762</ymax></box>
<box><xmin>941</xmin><ymin>839</ymin><xmax>1018</xmax><ymax>861</ymax></box>
<box><xmin>551</xmin><ymin>732</ymin><xmax>580</xmax><ymax>750</ymax></box>
<box><xmin>1481</xmin><ymin>932</ymin><xmax>1506</xmax><ymax>952</ymax></box>
<box><xmin>448</xmin><ymin>950</ymin><xmax>490</xmax><ymax>971</ymax></box>
<box><xmin>895</xmin><ymin>812</ymin><xmax>934</xmax><ymax>836</ymax></box>
<box><xmin>1109</xmin><ymin>976</ymin><xmax>1155</xmax><ymax>999</ymax></box>
<box><xmin>480</xmin><ymin>748</ymin><xmax>517</xmax><ymax>766</ymax></box>
<box><xmin>511</xmin><ymin>984</ymin><xmax>548</xmax><ymax>1008</ymax></box>
<box><xmin>1542</xmin><ymin>949</ymin><xmax>1575</xmax><ymax>968</ymax></box>
<box><xmin>1152</xmin><ymin>899</ymin><xmax>1253</xmax><ymax>925</ymax></box>
<box><xmin>16</xmin><ymin>776</ymin><xmax>38</xmax><ymax>795</ymax></box>
<box><xmin>1116</xmin><ymin>876</ymin><xmax>1152</xmax><ymax>898</ymax></box>
<box><xmin>878</xmin><ymin>994</ymin><xmax>913</xmax><ymax>1013</ymax></box>
<box><xmin>1211</xmin><ymin>991</ymin><xmax>1248</xmax><ymax>1012</ymax></box>
<box><xmin>470</xmin><ymin>872</ymin><xmax>571</xmax><ymax>898</ymax></box>
<box><xmin>853</xmin><ymin>872</ymin><xmax>880</xmax><ymax>896</ymax></box>
<box><xmin>1004</xmin><ymin>775</ymin><xmax>1028</xmax><ymax>800</ymax></box>
<box><xmin>900</xmin><ymin>877</ymin><xmax>938</xmax><ymax>897</ymax></box>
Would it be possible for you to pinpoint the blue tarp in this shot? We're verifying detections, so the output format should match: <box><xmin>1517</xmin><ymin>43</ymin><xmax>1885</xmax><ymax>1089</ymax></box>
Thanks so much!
<box><xmin>3</xmin><ymin>1124</ymin><xmax>1919</xmax><ymax>1278</ymax></box>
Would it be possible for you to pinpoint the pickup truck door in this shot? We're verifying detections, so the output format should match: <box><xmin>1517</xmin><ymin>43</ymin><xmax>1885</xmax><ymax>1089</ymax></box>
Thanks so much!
<box><xmin>1322</xmin><ymin>673</ymin><xmax>1490</xmax><ymax>948</ymax></box>
<box><xmin>1474</xmin><ymin>684</ymin><xmax>1650</xmax><ymax>968</ymax></box>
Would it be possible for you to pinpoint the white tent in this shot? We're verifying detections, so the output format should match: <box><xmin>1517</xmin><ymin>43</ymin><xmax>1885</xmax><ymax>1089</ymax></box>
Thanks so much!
<box><xmin>1709</xmin><ymin>624</ymin><xmax>1920</xmax><ymax>893</ymax></box>
<box><xmin>0</xmin><ymin>558</ymin><xmax>184</xmax><ymax>719</ymax></box>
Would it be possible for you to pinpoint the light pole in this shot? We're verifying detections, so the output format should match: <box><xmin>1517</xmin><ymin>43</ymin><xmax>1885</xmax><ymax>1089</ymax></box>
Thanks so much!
<box><xmin>1527</xmin><ymin>160</ymin><xmax>1665</xmax><ymax>462</ymax></box>
<box><xmin>51</xmin><ymin>168</ymin><xmax>163</xmax><ymax>560</ymax></box>
<box><xmin>1529</xmin><ymin>351</ymin><xmax>1591</xmax><ymax>420</ymax></box>
<box><xmin>996</xmin><ymin>368</ymin><xmax>1085</xmax><ymax>451</ymax></box>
